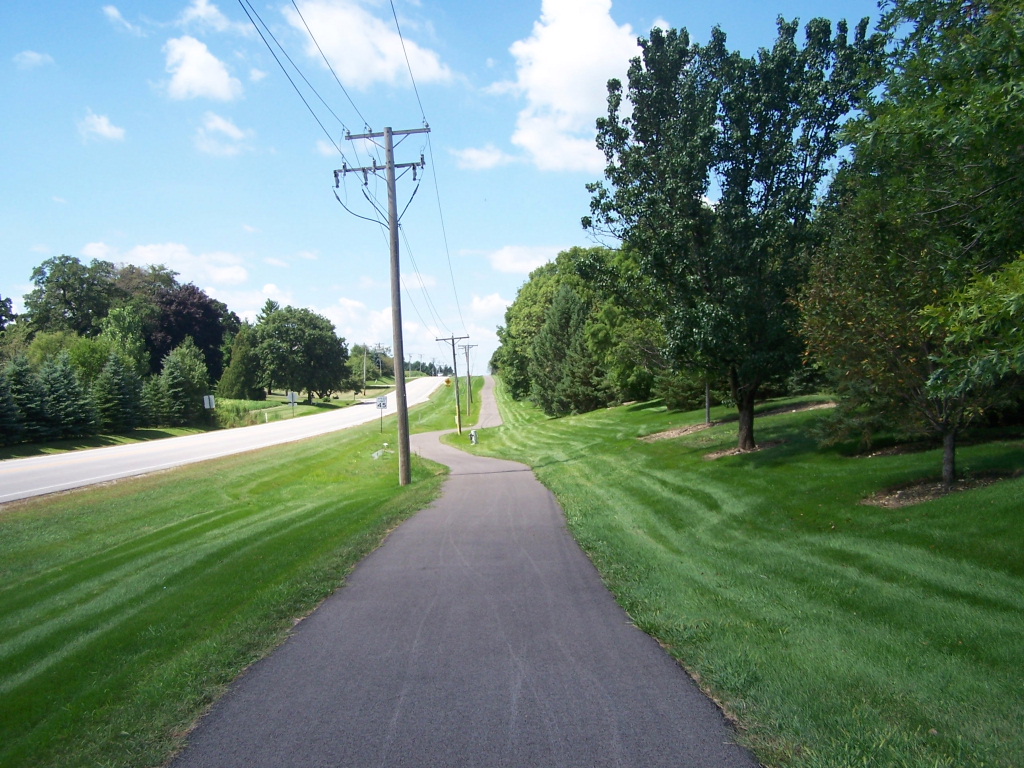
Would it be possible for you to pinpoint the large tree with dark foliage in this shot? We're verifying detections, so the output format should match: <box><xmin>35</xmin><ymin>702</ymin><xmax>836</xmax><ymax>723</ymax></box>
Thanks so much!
<box><xmin>585</xmin><ymin>18</ymin><xmax>882</xmax><ymax>450</ymax></box>
<box><xmin>151</xmin><ymin>283</ymin><xmax>238</xmax><ymax>381</ymax></box>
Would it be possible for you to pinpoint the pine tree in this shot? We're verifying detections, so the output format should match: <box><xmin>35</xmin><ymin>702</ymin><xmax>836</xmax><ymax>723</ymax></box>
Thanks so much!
<box><xmin>161</xmin><ymin>337</ymin><xmax>209</xmax><ymax>426</ymax></box>
<box><xmin>0</xmin><ymin>369</ymin><xmax>24</xmax><ymax>445</ymax></box>
<box><xmin>217</xmin><ymin>325</ymin><xmax>264</xmax><ymax>400</ymax></box>
<box><xmin>140</xmin><ymin>375</ymin><xmax>168</xmax><ymax>427</ymax></box>
<box><xmin>38</xmin><ymin>352</ymin><xmax>97</xmax><ymax>439</ymax></box>
<box><xmin>5</xmin><ymin>354</ymin><xmax>48</xmax><ymax>442</ymax></box>
<box><xmin>93</xmin><ymin>352</ymin><xmax>144</xmax><ymax>433</ymax></box>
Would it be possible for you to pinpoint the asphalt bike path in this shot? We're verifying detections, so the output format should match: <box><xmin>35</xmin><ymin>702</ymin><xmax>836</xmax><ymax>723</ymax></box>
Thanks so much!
<box><xmin>171</xmin><ymin>377</ymin><xmax>760</xmax><ymax>767</ymax></box>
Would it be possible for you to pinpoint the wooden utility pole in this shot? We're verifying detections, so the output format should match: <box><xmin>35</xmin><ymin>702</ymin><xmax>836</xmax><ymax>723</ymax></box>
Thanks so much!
<box><xmin>337</xmin><ymin>125</ymin><xmax>429</xmax><ymax>486</ymax></box>
<box><xmin>459</xmin><ymin>343</ymin><xmax>477</xmax><ymax>406</ymax></box>
<box><xmin>437</xmin><ymin>334</ymin><xmax>469</xmax><ymax>434</ymax></box>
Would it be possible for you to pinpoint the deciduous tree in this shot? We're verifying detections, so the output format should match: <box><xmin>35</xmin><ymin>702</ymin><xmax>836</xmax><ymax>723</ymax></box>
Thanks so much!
<box><xmin>586</xmin><ymin>18</ymin><xmax>881</xmax><ymax>450</ymax></box>
<box><xmin>22</xmin><ymin>254</ymin><xmax>121</xmax><ymax>336</ymax></box>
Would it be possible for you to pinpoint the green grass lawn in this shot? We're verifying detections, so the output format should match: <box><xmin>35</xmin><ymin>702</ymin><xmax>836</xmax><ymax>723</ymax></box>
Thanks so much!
<box><xmin>470</xmin><ymin>380</ymin><xmax>1024</xmax><ymax>768</ymax></box>
<box><xmin>0</xmin><ymin>386</ymin><xmax>456</xmax><ymax>768</ymax></box>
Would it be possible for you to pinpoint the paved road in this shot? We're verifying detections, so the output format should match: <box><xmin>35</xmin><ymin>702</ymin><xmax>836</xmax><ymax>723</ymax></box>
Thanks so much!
<box><xmin>0</xmin><ymin>377</ymin><xmax>443</xmax><ymax>504</ymax></box>
<box><xmin>171</xmin><ymin>377</ymin><xmax>760</xmax><ymax>768</ymax></box>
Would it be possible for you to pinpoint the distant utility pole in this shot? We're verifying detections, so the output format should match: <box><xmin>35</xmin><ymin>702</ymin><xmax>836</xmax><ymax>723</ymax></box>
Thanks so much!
<box><xmin>437</xmin><ymin>334</ymin><xmax>469</xmax><ymax>434</ymax></box>
<box><xmin>337</xmin><ymin>125</ymin><xmax>429</xmax><ymax>486</ymax></box>
<box><xmin>459</xmin><ymin>344</ymin><xmax>477</xmax><ymax>406</ymax></box>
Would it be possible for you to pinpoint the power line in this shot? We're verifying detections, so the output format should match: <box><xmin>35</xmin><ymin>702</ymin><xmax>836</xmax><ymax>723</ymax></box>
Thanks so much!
<box><xmin>290</xmin><ymin>0</ymin><xmax>372</xmax><ymax>131</ymax></box>
<box><xmin>385</xmin><ymin>2</ymin><xmax>466</xmax><ymax>336</ymax></box>
<box><xmin>389</xmin><ymin>0</ymin><xmax>427</xmax><ymax>123</ymax></box>
<box><xmin>237</xmin><ymin>0</ymin><xmax>350</xmax><ymax>161</ymax></box>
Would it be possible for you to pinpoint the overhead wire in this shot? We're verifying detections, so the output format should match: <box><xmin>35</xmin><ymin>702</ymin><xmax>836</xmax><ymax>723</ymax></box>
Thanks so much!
<box><xmin>290</xmin><ymin>0</ymin><xmax>372</xmax><ymax>132</ymax></box>
<box><xmin>237</xmin><ymin>0</ymin><xmax>352</xmax><ymax>162</ymax></box>
<box><xmin>388</xmin><ymin>0</ymin><xmax>468</xmax><ymax>336</ymax></box>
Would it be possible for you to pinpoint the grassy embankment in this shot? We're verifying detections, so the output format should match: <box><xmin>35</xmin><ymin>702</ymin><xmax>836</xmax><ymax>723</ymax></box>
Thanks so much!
<box><xmin>0</xmin><ymin>379</ymin><xmax>460</xmax><ymax>768</ymax></box>
<box><xmin>468</xmin><ymin>379</ymin><xmax>1024</xmax><ymax>768</ymax></box>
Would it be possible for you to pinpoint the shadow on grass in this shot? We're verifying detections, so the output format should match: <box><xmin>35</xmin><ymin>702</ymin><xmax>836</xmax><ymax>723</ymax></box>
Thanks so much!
<box><xmin>0</xmin><ymin>428</ymin><xmax>206</xmax><ymax>461</ymax></box>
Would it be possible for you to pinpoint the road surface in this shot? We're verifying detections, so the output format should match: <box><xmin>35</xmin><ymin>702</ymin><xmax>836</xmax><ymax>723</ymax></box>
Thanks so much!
<box><xmin>171</xmin><ymin>377</ymin><xmax>760</xmax><ymax>768</ymax></box>
<box><xmin>0</xmin><ymin>376</ymin><xmax>443</xmax><ymax>504</ymax></box>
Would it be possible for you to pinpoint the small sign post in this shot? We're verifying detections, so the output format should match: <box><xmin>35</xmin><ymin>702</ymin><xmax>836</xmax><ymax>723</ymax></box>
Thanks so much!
<box><xmin>288</xmin><ymin>391</ymin><xmax>298</xmax><ymax>417</ymax></box>
<box><xmin>376</xmin><ymin>396</ymin><xmax>387</xmax><ymax>433</ymax></box>
<box><xmin>203</xmin><ymin>395</ymin><xmax>216</xmax><ymax>410</ymax></box>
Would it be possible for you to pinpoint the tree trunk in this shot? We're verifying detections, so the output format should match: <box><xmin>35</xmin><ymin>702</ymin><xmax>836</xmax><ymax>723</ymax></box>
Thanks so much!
<box><xmin>731</xmin><ymin>369</ymin><xmax>758</xmax><ymax>451</ymax></box>
<box><xmin>942</xmin><ymin>428</ymin><xmax>957</xmax><ymax>489</ymax></box>
<box><xmin>737</xmin><ymin>391</ymin><xmax>757</xmax><ymax>451</ymax></box>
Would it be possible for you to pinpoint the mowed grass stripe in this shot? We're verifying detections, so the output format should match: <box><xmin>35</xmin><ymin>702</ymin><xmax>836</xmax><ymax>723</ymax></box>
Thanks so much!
<box><xmin>0</xmin><ymin>392</ymin><xmax>451</xmax><ymax>768</ymax></box>
<box><xmin>0</xmin><ymin>493</ymin><xmax>363</xmax><ymax>689</ymax></box>
<box><xmin>474</xmin><ymin>385</ymin><xmax>1023</xmax><ymax>768</ymax></box>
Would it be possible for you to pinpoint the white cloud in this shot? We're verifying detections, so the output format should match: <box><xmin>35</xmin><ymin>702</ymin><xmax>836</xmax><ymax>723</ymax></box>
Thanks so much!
<box><xmin>471</xmin><ymin>292</ymin><xmax>511</xmax><ymax>318</ymax></box>
<box><xmin>495</xmin><ymin>0</ymin><xmax>641</xmax><ymax>172</ymax></box>
<box><xmin>179</xmin><ymin>0</ymin><xmax>250</xmax><ymax>34</ymax></box>
<box><xmin>249</xmin><ymin>68</ymin><xmax>267</xmax><ymax>82</ymax></box>
<box><xmin>164</xmin><ymin>36</ymin><xmax>243</xmax><ymax>100</ymax></box>
<box><xmin>322</xmin><ymin>298</ymin><xmax>393</xmax><ymax>344</ymax></box>
<box><xmin>194</xmin><ymin>111</ymin><xmax>253</xmax><ymax>155</ymax></box>
<box><xmin>103</xmin><ymin>6</ymin><xmax>143</xmax><ymax>35</ymax></box>
<box><xmin>125</xmin><ymin>242</ymin><xmax>249</xmax><ymax>287</ymax></box>
<box><xmin>450</xmin><ymin>144</ymin><xmax>516</xmax><ymax>171</ymax></box>
<box><xmin>486</xmin><ymin>245</ymin><xmax>558</xmax><ymax>274</ymax></box>
<box><xmin>213</xmin><ymin>283</ymin><xmax>295</xmax><ymax>322</ymax></box>
<box><xmin>13</xmin><ymin>50</ymin><xmax>54</xmax><ymax>69</ymax></box>
<box><xmin>82</xmin><ymin>242</ymin><xmax>118</xmax><ymax>260</ymax></box>
<box><xmin>283</xmin><ymin>0</ymin><xmax>452</xmax><ymax>90</ymax></box>
<box><xmin>402</xmin><ymin>271</ymin><xmax>437</xmax><ymax>288</ymax></box>
<box><xmin>78</xmin><ymin>110</ymin><xmax>126</xmax><ymax>142</ymax></box>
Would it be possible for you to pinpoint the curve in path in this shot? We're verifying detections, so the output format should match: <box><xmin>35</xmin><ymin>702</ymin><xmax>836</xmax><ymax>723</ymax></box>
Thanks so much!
<box><xmin>171</xmin><ymin>377</ymin><xmax>760</xmax><ymax>768</ymax></box>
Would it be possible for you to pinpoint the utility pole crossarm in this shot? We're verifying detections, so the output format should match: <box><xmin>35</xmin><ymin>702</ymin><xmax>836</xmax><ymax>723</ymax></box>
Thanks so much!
<box><xmin>333</xmin><ymin>126</ymin><xmax>430</xmax><ymax>486</ymax></box>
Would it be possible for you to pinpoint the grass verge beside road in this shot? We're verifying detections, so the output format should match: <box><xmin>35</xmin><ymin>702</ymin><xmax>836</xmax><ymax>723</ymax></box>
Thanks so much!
<box><xmin>470</xmin><ymin>379</ymin><xmax>1024</xmax><ymax>768</ymax></box>
<box><xmin>0</xmin><ymin>390</ymin><xmax>451</xmax><ymax>768</ymax></box>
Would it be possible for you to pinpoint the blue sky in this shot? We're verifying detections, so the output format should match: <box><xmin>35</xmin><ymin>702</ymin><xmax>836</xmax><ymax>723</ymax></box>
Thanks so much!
<box><xmin>1</xmin><ymin>0</ymin><xmax>880</xmax><ymax>373</ymax></box>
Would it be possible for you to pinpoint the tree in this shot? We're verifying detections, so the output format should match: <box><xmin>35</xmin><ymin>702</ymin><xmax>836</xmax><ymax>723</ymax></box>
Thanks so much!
<box><xmin>255</xmin><ymin>307</ymin><xmax>350</xmax><ymax>402</ymax></box>
<box><xmin>160</xmin><ymin>337</ymin><xmax>210</xmax><ymax>426</ymax></box>
<box><xmin>0</xmin><ymin>294</ymin><xmax>15</xmax><ymax>333</ymax></box>
<box><xmin>151</xmin><ymin>284</ymin><xmax>236</xmax><ymax>381</ymax></box>
<box><xmin>100</xmin><ymin>305</ymin><xmax>150</xmax><ymax>376</ymax></box>
<box><xmin>217</xmin><ymin>324</ymin><xmax>265</xmax><ymax>400</ymax></box>
<box><xmin>586</xmin><ymin>19</ymin><xmax>882</xmax><ymax>450</ymax></box>
<box><xmin>92</xmin><ymin>352</ymin><xmax>144</xmax><ymax>433</ymax></box>
<box><xmin>37</xmin><ymin>352</ymin><xmax>98</xmax><ymax>439</ymax></box>
<box><xmin>22</xmin><ymin>254</ymin><xmax>121</xmax><ymax>336</ymax></box>
<box><xmin>801</xmin><ymin>0</ymin><xmax>1024</xmax><ymax>486</ymax></box>
<box><xmin>529</xmin><ymin>283</ymin><xmax>609</xmax><ymax>417</ymax></box>
<box><xmin>493</xmin><ymin>262</ymin><xmax>559</xmax><ymax>400</ymax></box>
<box><xmin>4</xmin><ymin>354</ymin><xmax>47</xmax><ymax>442</ymax></box>
<box><xmin>0</xmin><ymin>369</ymin><xmax>24</xmax><ymax>445</ymax></box>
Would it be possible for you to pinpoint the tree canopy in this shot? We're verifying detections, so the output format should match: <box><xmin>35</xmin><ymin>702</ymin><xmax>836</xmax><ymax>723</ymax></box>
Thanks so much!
<box><xmin>585</xmin><ymin>17</ymin><xmax>882</xmax><ymax>449</ymax></box>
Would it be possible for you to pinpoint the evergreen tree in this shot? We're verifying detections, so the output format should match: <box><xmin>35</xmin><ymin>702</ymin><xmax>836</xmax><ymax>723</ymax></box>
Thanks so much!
<box><xmin>529</xmin><ymin>283</ymin><xmax>609</xmax><ymax>417</ymax></box>
<box><xmin>37</xmin><ymin>352</ymin><xmax>97</xmax><ymax>439</ymax></box>
<box><xmin>160</xmin><ymin>337</ymin><xmax>209</xmax><ymax>426</ymax></box>
<box><xmin>0</xmin><ymin>369</ymin><xmax>24</xmax><ymax>445</ymax></box>
<box><xmin>92</xmin><ymin>352</ymin><xmax>144</xmax><ymax>433</ymax></box>
<box><xmin>5</xmin><ymin>354</ymin><xmax>48</xmax><ymax>442</ymax></box>
<box><xmin>140</xmin><ymin>375</ymin><xmax>169</xmax><ymax>427</ymax></box>
<box><xmin>217</xmin><ymin>324</ymin><xmax>264</xmax><ymax>400</ymax></box>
